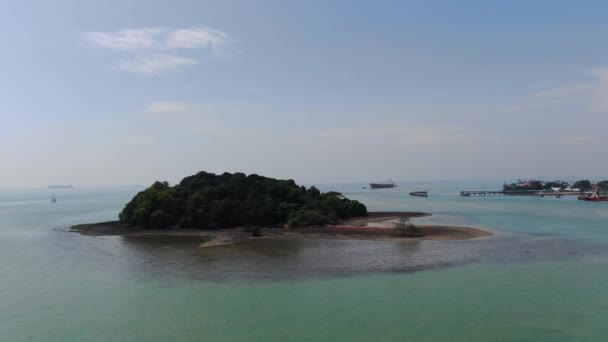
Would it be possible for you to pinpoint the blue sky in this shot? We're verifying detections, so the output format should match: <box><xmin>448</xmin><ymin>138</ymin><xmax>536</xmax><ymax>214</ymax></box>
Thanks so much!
<box><xmin>2</xmin><ymin>0</ymin><xmax>608</xmax><ymax>186</ymax></box>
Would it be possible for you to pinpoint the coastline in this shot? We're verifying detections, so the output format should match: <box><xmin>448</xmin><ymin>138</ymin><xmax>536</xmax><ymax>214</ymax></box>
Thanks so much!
<box><xmin>70</xmin><ymin>212</ymin><xmax>492</xmax><ymax>247</ymax></box>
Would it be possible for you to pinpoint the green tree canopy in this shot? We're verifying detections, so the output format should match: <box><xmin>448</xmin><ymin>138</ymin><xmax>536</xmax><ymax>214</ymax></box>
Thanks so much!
<box><xmin>503</xmin><ymin>180</ymin><xmax>544</xmax><ymax>191</ymax></box>
<box><xmin>572</xmin><ymin>180</ymin><xmax>592</xmax><ymax>191</ymax></box>
<box><xmin>119</xmin><ymin>171</ymin><xmax>367</xmax><ymax>229</ymax></box>
<box><xmin>597</xmin><ymin>180</ymin><xmax>608</xmax><ymax>190</ymax></box>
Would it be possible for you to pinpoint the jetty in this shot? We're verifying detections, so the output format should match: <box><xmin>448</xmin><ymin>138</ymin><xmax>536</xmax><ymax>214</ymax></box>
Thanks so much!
<box><xmin>535</xmin><ymin>191</ymin><xmax>592</xmax><ymax>198</ymax></box>
<box><xmin>460</xmin><ymin>190</ymin><xmax>594</xmax><ymax>198</ymax></box>
<box><xmin>460</xmin><ymin>190</ymin><xmax>537</xmax><ymax>196</ymax></box>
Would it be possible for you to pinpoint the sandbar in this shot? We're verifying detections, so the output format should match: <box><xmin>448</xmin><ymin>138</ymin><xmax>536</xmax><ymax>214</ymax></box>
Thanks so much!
<box><xmin>70</xmin><ymin>212</ymin><xmax>492</xmax><ymax>248</ymax></box>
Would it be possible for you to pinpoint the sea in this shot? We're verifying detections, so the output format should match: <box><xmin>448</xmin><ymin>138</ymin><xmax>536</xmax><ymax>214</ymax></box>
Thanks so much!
<box><xmin>1</xmin><ymin>180</ymin><xmax>608</xmax><ymax>341</ymax></box>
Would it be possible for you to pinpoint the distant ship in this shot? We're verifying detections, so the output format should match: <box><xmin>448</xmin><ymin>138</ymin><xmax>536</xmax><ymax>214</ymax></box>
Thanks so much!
<box><xmin>51</xmin><ymin>193</ymin><xmax>57</xmax><ymax>203</ymax></box>
<box><xmin>409</xmin><ymin>191</ymin><xmax>428</xmax><ymax>197</ymax></box>
<box><xmin>369</xmin><ymin>180</ymin><xmax>395</xmax><ymax>189</ymax></box>
<box><xmin>578</xmin><ymin>192</ymin><xmax>608</xmax><ymax>202</ymax></box>
<box><xmin>48</xmin><ymin>184</ymin><xmax>73</xmax><ymax>189</ymax></box>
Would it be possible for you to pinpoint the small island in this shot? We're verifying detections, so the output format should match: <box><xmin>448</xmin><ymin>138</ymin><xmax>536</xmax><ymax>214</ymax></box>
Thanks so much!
<box><xmin>71</xmin><ymin>171</ymin><xmax>491</xmax><ymax>246</ymax></box>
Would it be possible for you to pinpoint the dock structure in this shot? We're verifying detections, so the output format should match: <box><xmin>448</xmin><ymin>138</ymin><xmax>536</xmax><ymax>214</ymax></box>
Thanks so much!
<box><xmin>534</xmin><ymin>191</ymin><xmax>590</xmax><ymax>198</ymax></box>
<box><xmin>460</xmin><ymin>190</ymin><xmax>595</xmax><ymax>198</ymax></box>
<box><xmin>460</xmin><ymin>190</ymin><xmax>538</xmax><ymax>196</ymax></box>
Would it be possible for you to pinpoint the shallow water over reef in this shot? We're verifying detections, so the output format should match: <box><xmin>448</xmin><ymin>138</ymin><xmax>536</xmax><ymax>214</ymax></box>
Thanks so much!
<box><xmin>2</xmin><ymin>182</ymin><xmax>608</xmax><ymax>341</ymax></box>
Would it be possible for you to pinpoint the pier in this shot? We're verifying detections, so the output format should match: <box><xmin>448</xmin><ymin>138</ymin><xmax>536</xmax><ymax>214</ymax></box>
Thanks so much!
<box><xmin>460</xmin><ymin>190</ymin><xmax>538</xmax><ymax>196</ymax></box>
<box><xmin>534</xmin><ymin>191</ymin><xmax>589</xmax><ymax>198</ymax></box>
<box><xmin>460</xmin><ymin>190</ymin><xmax>595</xmax><ymax>198</ymax></box>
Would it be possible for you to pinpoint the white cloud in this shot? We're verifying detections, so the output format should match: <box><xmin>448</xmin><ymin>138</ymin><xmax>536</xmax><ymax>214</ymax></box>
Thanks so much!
<box><xmin>501</xmin><ymin>99</ymin><xmax>573</xmax><ymax>113</ymax></box>
<box><xmin>587</xmin><ymin>68</ymin><xmax>608</xmax><ymax>111</ymax></box>
<box><xmin>503</xmin><ymin>67</ymin><xmax>608</xmax><ymax>113</ymax></box>
<box><xmin>143</xmin><ymin>101</ymin><xmax>191</xmax><ymax>113</ymax></box>
<box><xmin>82</xmin><ymin>26</ymin><xmax>232</xmax><ymax>75</ymax></box>
<box><xmin>136</xmin><ymin>101</ymin><xmax>236</xmax><ymax>134</ymax></box>
<box><xmin>165</xmin><ymin>28</ymin><xmax>229</xmax><ymax>51</ymax></box>
<box><xmin>530</xmin><ymin>84</ymin><xmax>593</xmax><ymax>100</ymax></box>
<box><xmin>83</xmin><ymin>28</ymin><xmax>165</xmax><ymax>50</ymax></box>
<box><xmin>83</xmin><ymin>26</ymin><xmax>230</xmax><ymax>51</ymax></box>
<box><xmin>113</xmin><ymin>55</ymin><xmax>197</xmax><ymax>75</ymax></box>
<box><xmin>312</xmin><ymin>124</ymin><xmax>470</xmax><ymax>146</ymax></box>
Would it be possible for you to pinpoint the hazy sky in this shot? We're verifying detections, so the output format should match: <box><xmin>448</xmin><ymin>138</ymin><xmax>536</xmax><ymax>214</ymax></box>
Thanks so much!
<box><xmin>2</xmin><ymin>0</ymin><xmax>608</xmax><ymax>187</ymax></box>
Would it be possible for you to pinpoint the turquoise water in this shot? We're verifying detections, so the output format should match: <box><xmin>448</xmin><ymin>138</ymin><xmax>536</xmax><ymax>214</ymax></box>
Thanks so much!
<box><xmin>1</xmin><ymin>183</ymin><xmax>608</xmax><ymax>341</ymax></box>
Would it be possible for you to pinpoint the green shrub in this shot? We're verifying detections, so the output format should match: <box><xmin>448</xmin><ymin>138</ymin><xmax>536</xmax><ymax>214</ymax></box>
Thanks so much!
<box><xmin>405</xmin><ymin>222</ymin><xmax>419</xmax><ymax>235</ymax></box>
<box><xmin>395</xmin><ymin>218</ymin><xmax>420</xmax><ymax>236</ymax></box>
<box><xmin>287</xmin><ymin>210</ymin><xmax>330</xmax><ymax>228</ymax></box>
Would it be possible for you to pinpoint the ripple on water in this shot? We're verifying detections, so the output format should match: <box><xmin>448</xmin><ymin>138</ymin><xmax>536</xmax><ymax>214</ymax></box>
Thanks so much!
<box><xmin>89</xmin><ymin>232</ymin><xmax>608</xmax><ymax>282</ymax></box>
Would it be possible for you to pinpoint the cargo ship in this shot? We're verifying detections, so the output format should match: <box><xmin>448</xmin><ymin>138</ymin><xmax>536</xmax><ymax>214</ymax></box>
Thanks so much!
<box><xmin>369</xmin><ymin>180</ymin><xmax>395</xmax><ymax>189</ymax></box>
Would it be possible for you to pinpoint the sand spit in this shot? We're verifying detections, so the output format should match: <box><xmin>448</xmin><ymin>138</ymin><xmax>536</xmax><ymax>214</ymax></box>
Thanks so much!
<box><xmin>70</xmin><ymin>212</ymin><xmax>492</xmax><ymax>248</ymax></box>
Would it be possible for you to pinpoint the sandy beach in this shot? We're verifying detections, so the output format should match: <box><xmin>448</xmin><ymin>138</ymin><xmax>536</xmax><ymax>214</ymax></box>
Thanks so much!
<box><xmin>70</xmin><ymin>212</ymin><xmax>492</xmax><ymax>247</ymax></box>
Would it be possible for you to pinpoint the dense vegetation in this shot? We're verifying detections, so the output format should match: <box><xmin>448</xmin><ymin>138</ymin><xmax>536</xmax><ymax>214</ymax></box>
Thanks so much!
<box><xmin>503</xmin><ymin>179</ymin><xmax>599</xmax><ymax>191</ymax></box>
<box><xmin>503</xmin><ymin>180</ymin><xmax>545</xmax><ymax>191</ymax></box>
<box><xmin>119</xmin><ymin>172</ymin><xmax>367</xmax><ymax>229</ymax></box>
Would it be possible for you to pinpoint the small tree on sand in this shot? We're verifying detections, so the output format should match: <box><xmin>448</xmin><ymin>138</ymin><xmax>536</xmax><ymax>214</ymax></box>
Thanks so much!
<box><xmin>395</xmin><ymin>217</ymin><xmax>419</xmax><ymax>236</ymax></box>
